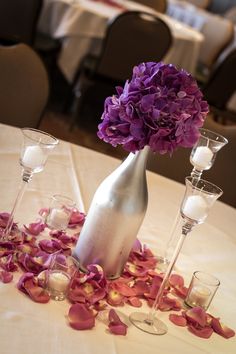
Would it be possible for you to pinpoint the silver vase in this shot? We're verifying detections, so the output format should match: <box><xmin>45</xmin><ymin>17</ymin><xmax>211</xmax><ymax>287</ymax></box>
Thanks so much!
<box><xmin>73</xmin><ymin>146</ymin><xmax>149</xmax><ymax>279</ymax></box>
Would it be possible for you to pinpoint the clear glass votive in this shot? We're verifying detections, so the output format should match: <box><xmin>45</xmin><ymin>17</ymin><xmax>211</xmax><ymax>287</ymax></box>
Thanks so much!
<box><xmin>46</xmin><ymin>194</ymin><xmax>75</xmax><ymax>231</ymax></box>
<box><xmin>185</xmin><ymin>271</ymin><xmax>220</xmax><ymax>311</ymax></box>
<box><xmin>47</xmin><ymin>257</ymin><xmax>78</xmax><ymax>301</ymax></box>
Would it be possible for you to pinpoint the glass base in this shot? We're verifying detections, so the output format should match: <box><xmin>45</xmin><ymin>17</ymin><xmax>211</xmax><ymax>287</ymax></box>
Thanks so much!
<box><xmin>129</xmin><ymin>312</ymin><xmax>168</xmax><ymax>335</ymax></box>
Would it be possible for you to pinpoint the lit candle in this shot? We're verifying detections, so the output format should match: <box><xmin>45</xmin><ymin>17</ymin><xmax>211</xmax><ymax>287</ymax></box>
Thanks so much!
<box><xmin>22</xmin><ymin>145</ymin><xmax>46</xmax><ymax>169</ymax></box>
<box><xmin>182</xmin><ymin>195</ymin><xmax>208</xmax><ymax>221</ymax></box>
<box><xmin>191</xmin><ymin>146</ymin><xmax>213</xmax><ymax>170</ymax></box>
<box><xmin>48</xmin><ymin>271</ymin><xmax>70</xmax><ymax>293</ymax></box>
<box><xmin>187</xmin><ymin>285</ymin><xmax>211</xmax><ymax>308</ymax></box>
<box><xmin>48</xmin><ymin>208</ymin><xmax>69</xmax><ymax>230</ymax></box>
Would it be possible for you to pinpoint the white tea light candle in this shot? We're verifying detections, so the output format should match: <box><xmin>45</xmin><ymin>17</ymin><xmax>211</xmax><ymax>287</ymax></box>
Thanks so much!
<box><xmin>191</xmin><ymin>146</ymin><xmax>213</xmax><ymax>170</ymax></box>
<box><xmin>22</xmin><ymin>145</ymin><xmax>46</xmax><ymax>169</ymax></box>
<box><xmin>48</xmin><ymin>271</ymin><xmax>70</xmax><ymax>293</ymax></box>
<box><xmin>187</xmin><ymin>285</ymin><xmax>211</xmax><ymax>309</ymax></box>
<box><xmin>48</xmin><ymin>208</ymin><xmax>70</xmax><ymax>230</ymax></box>
<box><xmin>182</xmin><ymin>195</ymin><xmax>208</xmax><ymax>222</ymax></box>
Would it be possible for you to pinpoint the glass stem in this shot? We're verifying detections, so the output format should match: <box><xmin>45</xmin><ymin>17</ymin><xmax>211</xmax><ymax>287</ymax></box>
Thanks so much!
<box><xmin>163</xmin><ymin>212</ymin><xmax>181</xmax><ymax>264</ymax></box>
<box><xmin>191</xmin><ymin>167</ymin><xmax>202</xmax><ymax>179</ymax></box>
<box><xmin>3</xmin><ymin>170</ymin><xmax>33</xmax><ymax>239</ymax></box>
<box><xmin>147</xmin><ymin>222</ymin><xmax>193</xmax><ymax>323</ymax></box>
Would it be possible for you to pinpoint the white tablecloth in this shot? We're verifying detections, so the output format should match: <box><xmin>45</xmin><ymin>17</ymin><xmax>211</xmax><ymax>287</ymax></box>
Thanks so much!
<box><xmin>0</xmin><ymin>123</ymin><xmax>235</xmax><ymax>354</ymax></box>
<box><xmin>38</xmin><ymin>0</ymin><xmax>203</xmax><ymax>82</ymax></box>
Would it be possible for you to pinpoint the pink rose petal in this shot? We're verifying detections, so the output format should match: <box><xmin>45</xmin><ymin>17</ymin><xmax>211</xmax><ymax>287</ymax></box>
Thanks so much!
<box><xmin>108</xmin><ymin>309</ymin><xmax>128</xmax><ymax>335</ymax></box>
<box><xmin>107</xmin><ymin>288</ymin><xmax>125</xmax><ymax>306</ymax></box>
<box><xmin>68</xmin><ymin>210</ymin><xmax>86</xmax><ymax>228</ymax></box>
<box><xmin>169</xmin><ymin>274</ymin><xmax>184</xmax><ymax>288</ymax></box>
<box><xmin>25</xmin><ymin>279</ymin><xmax>50</xmax><ymax>303</ymax></box>
<box><xmin>132</xmin><ymin>280</ymin><xmax>149</xmax><ymax>296</ymax></box>
<box><xmin>17</xmin><ymin>272</ymin><xmax>50</xmax><ymax>303</ymax></box>
<box><xmin>0</xmin><ymin>270</ymin><xmax>13</xmax><ymax>283</ymax></box>
<box><xmin>39</xmin><ymin>239</ymin><xmax>62</xmax><ymax>254</ymax></box>
<box><xmin>172</xmin><ymin>285</ymin><xmax>189</xmax><ymax>299</ymax></box>
<box><xmin>188</xmin><ymin>324</ymin><xmax>213</xmax><ymax>339</ymax></box>
<box><xmin>68</xmin><ymin>303</ymin><xmax>95</xmax><ymax>330</ymax></box>
<box><xmin>0</xmin><ymin>254</ymin><xmax>18</xmax><ymax>272</ymax></box>
<box><xmin>169</xmin><ymin>313</ymin><xmax>187</xmax><ymax>327</ymax></box>
<box><xmin>24</xmin><ymin>220</ymin><xmax>46</xmax><ymax>236</ymax></box>
<box><xmin>185</xmin><ymin>307</ymin><xmax>207</xmax><ymax>328</ymax></box>
<box><xmin>159</xmin><ymin>296</ymin><xmax>182</xmax><ymax>311</ymax></box>
<box><xmin>211</xmin><ymin>317</ymin><xmax>235</xmax><ymax>339</ymax></box>
<box><xmin>38</xmin><ymin>208</ymin><xmax>49</xmax><ymax>218</ymax></box>
<box><xmin>126</xmin><ymin>296</ymin><xmax>142</xmax><ymax>307</ymax></box>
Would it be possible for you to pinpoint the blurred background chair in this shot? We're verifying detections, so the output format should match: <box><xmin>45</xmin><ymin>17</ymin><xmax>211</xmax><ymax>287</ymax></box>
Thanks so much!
<box><xmin>147</xmin><ymin>114</ymin><xmax>236</xmax><ymax>208</ymax></box>
<box><xmin>197</xmin><ymin>14</ymin><xmax>234</xmax><ymax>81</ymax></box>
<box><xmin>0</xmin><ymin>0</ymin><xmax>61</xmax><ymax>80</ymax></box>
<box><xmin>133</xmin><ymin>0</ymin><xmax>167</xmax><ymax>13</ymax></box>
<box><xmin>178</xmin><ymin>0</ymin><xmax>211</xmax><ymax>9</ymax></box>
<box><xmin>224</xmin><ymin>5</ymin><xmax>236</xmax><ymax>23</ymax></box>
<box><xmin>0</xmin><ymin>0</ymin><xmax>42</xmax><ymax>45</ymax></box>
<box><xmin>71</xmin><ymin>11</ymin><xmax>173</xmax><ymax>130</ymax></box>
<box><xmin>201</xmin><ymin>48</ymin><xmax>236</xmax><ymax>123</ymax></box>
<box><xmin>0</xmin><ymin>43</ymin><xmax>49</xmax><ymax>128</ymax></box>
<box><xmin>208</xmin><ymin>0</ymin><xmax>236</xmax><ymax>14</ymax></box>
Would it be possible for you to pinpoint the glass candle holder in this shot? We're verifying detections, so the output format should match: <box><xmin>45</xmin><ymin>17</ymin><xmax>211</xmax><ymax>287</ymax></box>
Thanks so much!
<box><xmin>129</xmin><ymin>176</ymin><xmax>223</xmax><ymax>335</ymax></box>
<box><xmin>47</xmin><ymin>256</ymin><xmax>78</xmax><ymax>301</ymax></box>
<box><xmin>2</xmin><ymin>128</ymin><xmax>58</xmax><ymax>240</ymax></box>
<box><xmin>46</xmin><ymin>194</ymin><xmax>75</xmax><ymax>231</ymax></box>
<box><xmin>185</xmin><ymin>271</ymin><xmax>220</xmax><ymax>311</ymax></box>
<box><xmin>190</xmin><ymin>128</ymin><xmax>228</xmax><ymax>179</ymax></box>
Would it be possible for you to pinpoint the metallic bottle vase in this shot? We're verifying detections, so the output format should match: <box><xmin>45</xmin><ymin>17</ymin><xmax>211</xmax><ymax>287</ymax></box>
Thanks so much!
<box><xmin>73</xmin><ymin>147</ymin><xmax>149</xmax><ymax>279</ymax></box>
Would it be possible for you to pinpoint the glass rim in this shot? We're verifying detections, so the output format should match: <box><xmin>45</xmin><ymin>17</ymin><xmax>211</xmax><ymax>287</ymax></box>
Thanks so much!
<box><xmin>52</xmin><ymin>194</ymin><xmax>76</xmax><ymax>208</ymax></box>
<box><xmin>193</xmin><ymin>270</ymin><xmax>220</xmax><ymax>287</ymax></box>
<box><xmin>21</xmin><ymin>127</ymin><xmax>59</xmax><ymax>146</ymax></box>
<box><xmin>199</xmin><ymin>128</ymin><xmax>228</xmax><ymax>145</ymax></box>
<box><xmin>185</xmin><ymin>176</ymin><xmax>223</xmax><ymax>197</ymax></box>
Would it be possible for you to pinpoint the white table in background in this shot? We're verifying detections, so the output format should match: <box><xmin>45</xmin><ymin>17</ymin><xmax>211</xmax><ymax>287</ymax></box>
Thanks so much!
<box><xmin>38</xmin><ymin>0</ymin><xmax>203</xmax><ymax>82</ymax></box>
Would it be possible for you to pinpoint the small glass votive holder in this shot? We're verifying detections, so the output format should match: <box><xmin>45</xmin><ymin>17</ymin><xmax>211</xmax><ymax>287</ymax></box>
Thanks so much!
<box><xmin>185</xmin><ymin>271</ymin><xmax>220</xmax><ymax>311</ymax></box>
<box><xmin>47</xmin><ymin>256</ymin><xmax>78</xmax><ymax>301</ymax></box>
<box><xmin>46</xmin><ymin>194</ymin><xmax>75</xmax><ymax>231</ymax></box>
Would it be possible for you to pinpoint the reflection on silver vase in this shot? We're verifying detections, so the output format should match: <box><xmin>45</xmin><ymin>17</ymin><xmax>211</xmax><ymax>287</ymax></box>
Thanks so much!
<box><xmin>73</xmin><ymin>146</ymin><xmax>149</xmax><ymax>279</ymax></box>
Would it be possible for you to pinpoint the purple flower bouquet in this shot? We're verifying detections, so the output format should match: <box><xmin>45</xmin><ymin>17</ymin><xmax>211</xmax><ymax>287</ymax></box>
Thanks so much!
<box><xmin>98</xmin><ymin>62</ymin><xmax>209</xmax><ymax>154</ymax></box>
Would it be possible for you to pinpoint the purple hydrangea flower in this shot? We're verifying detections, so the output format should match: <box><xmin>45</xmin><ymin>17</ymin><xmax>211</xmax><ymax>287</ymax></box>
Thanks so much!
<box><xmin>97</xmin><ymin>62</ymin><xmax>209</xmax><ymax>154</ymax></box>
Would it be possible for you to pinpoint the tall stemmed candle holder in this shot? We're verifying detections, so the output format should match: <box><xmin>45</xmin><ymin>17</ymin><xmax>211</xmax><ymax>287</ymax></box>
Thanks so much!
<box><xmin>129</xmin><ymin>176</ymin><xmax>223</xmax><ymax>335</ymax></box>
<box><xmin>2</xmin><ymin>128</ymin><xmax>58</xmax><ymax>240</ymax></box>
<box><xmin>190</xmin><ymin>128</ymin><xmax>228</xmax><ymax>180</ymax></box>
<box><xmin>160</xmin><ymin>128</ymin><xmax>228</xmax><ymax>268</ymax></box>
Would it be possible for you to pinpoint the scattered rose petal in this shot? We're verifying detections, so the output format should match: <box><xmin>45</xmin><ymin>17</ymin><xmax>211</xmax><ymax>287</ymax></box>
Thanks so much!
<box><xmin>24</xmin><ymin>220</ymin><xmax>46</xmax><ymax>236</ymax></box>
<box><xmin>68</xmin><ymin>210</ymin><xmax>86</xmax><ymax>228</ymax></box>
<box><xmin>211</xmin><ymin>317</ymin><xmax>235</xmax><ymax>339</ymax></box>
<box><xmin>107</xmin><ymin>288</ymin><xmax>125</xmax><ymax>306</ymax></box>
<box><xmin>0</xmin><ymin>254</ymin><xmax>18</xmax><ymax>272</ymax></box>
<box><xmin>172</xmin><ymin>285</ymin><xmax>189</xmax><ymax>299</ymax></box>
<box><xmin>169</xmin><ymin>274</ymin><xmax>184</xmax><ymax>288</ymax></box>
<box><xmin>0</xmin><ymin>270</ymin><xmax>13</xmax><ymax>283</ymax></box>
<box><xmin>108</xmin><ymin>309</ymin><xmax>128</xmax><ymax>335</ymax></box>
<box><xmin>39</xmin><ymin>239</ymin><xmax>62</xmax><ymax>254</ymax></box>
<box><xmin>185</xmin><ymin>307</ymin><xmax>207</xmax><ymax>328</ymax></box>
<box><xmin>159</xmin><ymin>295</ymin><xmax>182</xmax><ymax>311</ymax></box>
<box><xmin>17</xmin><ymin>272</ymin><xmax>50</xmax><ymax>303</ymax></box>
<box><xmin>169</xmin><ymin>313</ymin><xmax>187</xmax><ymax>327</ymax></box>
<box><xmin>38</xmin><ymin>208</ymin><xmax>49</xmax><ymax>218</ymax></box>
<box><xmin>126</xmin><ymin>296</ymin><xmax>142</xmax><ymax>307</ymax></box>
<box><xmin>188</xmin><ymin>324</ymin><xmax>213</xmax><ymax>339</ymax></box>
<box><xmin>68</xmin><ymin>303</ymin><xmax>95</xmax><ymax>330</ymax></box>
